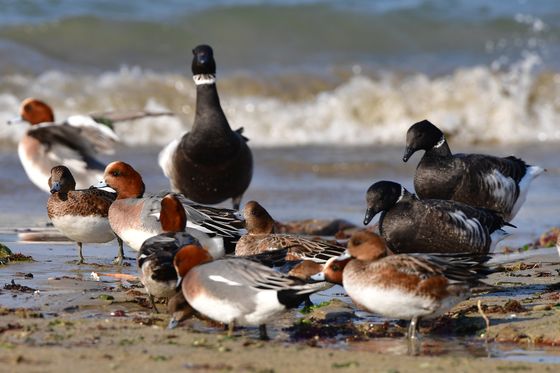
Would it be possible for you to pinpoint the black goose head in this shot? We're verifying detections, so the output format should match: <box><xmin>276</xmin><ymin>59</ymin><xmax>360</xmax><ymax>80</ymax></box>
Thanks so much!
<box><xmin>364</xmin><ymin>181</ymin><xmax>404</xmax><ymax>225</ymax></box>
<box><xmin>191</xmin><ymin>44</ymin><xmax>216</xmax><ymax>75</ymax></box>
<box><xmin>403</xmin><ymin>120</ymin><xmax>444</xmax><ymax>162</ymax></box>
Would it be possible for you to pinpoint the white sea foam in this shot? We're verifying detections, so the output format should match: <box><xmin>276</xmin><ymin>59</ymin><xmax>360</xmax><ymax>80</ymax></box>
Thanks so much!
<box><xmin>1</xmin><ymin>57</ymin><xmax>559</xmax><ymax>147</ymax></box>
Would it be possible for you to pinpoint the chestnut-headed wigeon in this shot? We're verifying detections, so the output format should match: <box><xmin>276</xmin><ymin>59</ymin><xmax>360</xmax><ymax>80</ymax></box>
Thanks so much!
<box><xmin>363</xmin><ymin>181</ymin><xmax>512</xmax><ymax>254</ymax></box>
<box><xmin>235</xmin><ymin>201</ymin><xmax>346</xmax><ymax>262</ymax></box>
<box><xmin>173</xmin><ymin>244</ymin><xmax>328</xmax><ymax>340</ymax></box>
<box><xmin>167</xmin><ymin>246</ymin><xmax>290</xmax><ymax>329</ymax></box>
<box><xmin>47</xmin><ymin>165</ymin><xmax>123</xmax><ymax>264</ymax></box>
<box><xmin>8</xmin><ymin>98</ymin><xmax>119</xmax><ymax>192</ymax></box>
<box><xmin>158</xmin><ymin>44</ymin><xmax>253</xmax><ymax>210</ymax></box>
<box><xmin>403</xmin><ymin>120</ymin><xmax>544</xmax><ymax>222</ymax></box>
<box><xmin>312</xmin><ymin>230</ymin><xmax>490</xmax><ymax>339</ymax></box>
<box><xmin>96</xmin><ymin>161</ymin><xmax>243</xmax><ymax>253</ymax></box>
<box><xmin>137</xmin><ymin>194</ymin><xmax>205</xmax><ymax>312</ymax></box>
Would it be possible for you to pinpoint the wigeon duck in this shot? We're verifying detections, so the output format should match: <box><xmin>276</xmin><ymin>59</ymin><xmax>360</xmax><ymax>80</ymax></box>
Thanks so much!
<box><xmin>403</xmin><ymin>120</ymin><xmax>544</xmax><ymax>221</ymax></box>
<box><xmin>364</xmin><ymin>181</ymin><xmax>511</xmax><ymax>254</ymax></box>
<box><xmin>158</xmin><ymin>44</ymin><xmax>253</xmax><ymax>210</ymax></box>
<box><xmin>235</xmin><ymin>201</ymin><xmax>346</xmax><ymax>262</ymax></box>
<box><xmin>97</xmin><ymin>161</ymin><xmax>243</xmax><ymax>253</ymax></box>
<box><xmin>174</xmin><ymin>244</ymin><xmax>328</xmax><ymax>340</ymax></box>
<box><xmin>312</xmin><ymin>230</ymin><xmax>490</xmax><ymax>339</ymax></box>
<box><xmin>167</xmin><ymin>247</ymin><xmax>291</xmax><ymax>329</ymax></box>
<box><xmin>46</xmin><ymin>165</ymin><xmax>123</xmax><ymax>264</ymax></box>
<box><xmin>137</xmin><ymin>194</ymin><xmax>203</xmax><ymax>312</ymax></box>
<box><xmin>7</xmin><ymin>98</ymin><xmax>120</xmax><ymax>192</ymax></box>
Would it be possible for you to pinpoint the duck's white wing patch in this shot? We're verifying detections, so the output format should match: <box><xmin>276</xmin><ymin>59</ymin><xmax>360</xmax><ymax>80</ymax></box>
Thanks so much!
<box><xmin>185</xmin><ymin>228</ymin><xmax>225</xmax><ymax>259</ymax></box>
<box><xmin>208</xmin><ymin>275</ymin><xmax>242</xmax><ymax>286</ymax></box>
<box><xmin>66</xmin><ymin>115</ymin><xmax>120</xmax><ymax>147</ymax></box>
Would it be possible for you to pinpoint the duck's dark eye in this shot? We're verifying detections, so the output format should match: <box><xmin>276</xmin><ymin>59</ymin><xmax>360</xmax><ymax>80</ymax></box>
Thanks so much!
<box><xmin>24</xmin><ymin>104</ymin><xmax>32</xmax><ymax>112</ymax></box>
<box><xmin>112</xmin><ymin>170</ymin><xmax>121</xmax><ymax>177</ymax></box>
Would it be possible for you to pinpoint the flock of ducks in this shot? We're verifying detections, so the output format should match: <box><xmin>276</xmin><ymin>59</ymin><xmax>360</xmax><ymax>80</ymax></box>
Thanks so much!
<box><xmin>8</xmin><ymin>44</ymin><xmax>545</xmax><ymax>341</ymax></box>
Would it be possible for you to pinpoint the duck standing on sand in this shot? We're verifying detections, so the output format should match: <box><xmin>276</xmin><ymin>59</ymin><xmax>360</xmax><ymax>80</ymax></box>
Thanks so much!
<box><xmin>173</xmin><ymin>244</ymin><xmax>328</xmax><ymax>340</ymax></box>
<box><xmin>47</xmin><ymin>165</ymin><xmax>124</xmax><ymax>264</ymax></box>
<box><xmin>312</xmin><ymin>230</ymin><xmax>491</xmax><ymax>339</ymax></box>
<box><xmin>159</xmin><ymin>45</ymin><xmax>253</xmax><ymax>210</ymax></box>
<box><xmin>403</xmin><ymin>120</ymin><xmax>544</xmax><ymax>221</ymax></box>
<box><xmin>363</xmin><ymin>181</ymin><xmax>511</xmax><ymax>254</ymax></box>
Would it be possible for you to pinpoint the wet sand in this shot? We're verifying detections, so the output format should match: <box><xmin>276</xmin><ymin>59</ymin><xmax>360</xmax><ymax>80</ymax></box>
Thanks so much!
<box><xmin>1</xmin><ymin>234</ymin><xmax>560</xmax><ymax>372</ymax></box>
<box><xmin>0</xmin><ymin>145</ymin><xmax>559</xmax><ymax>371</ymax></box>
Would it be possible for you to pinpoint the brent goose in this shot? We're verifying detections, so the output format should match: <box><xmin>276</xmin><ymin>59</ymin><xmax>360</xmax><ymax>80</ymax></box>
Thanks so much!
<box><xmin>403</xmin><ymin>120</ymin><xmax>544</xmax><ymax>221</ymax></box>
<box><xmin>363</xmin><ymin>181</ymin><xmax>511</xmax><ymax>254</ymax></box>
<box><xmin>159</xmin><ymin>44</ymin><xmax>253</xmax><ymax>210</ymax></box>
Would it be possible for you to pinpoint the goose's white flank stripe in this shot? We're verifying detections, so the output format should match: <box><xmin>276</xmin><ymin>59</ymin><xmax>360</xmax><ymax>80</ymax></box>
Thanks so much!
<box><xmin>483</xmin><ymin>169</ymin><xmax>517</xmax><ymax>211</ymax></box>
<box><xmin>447</xmin><ymin>210</ymin><xmax>485</xmax><ymax>247</ymax></box>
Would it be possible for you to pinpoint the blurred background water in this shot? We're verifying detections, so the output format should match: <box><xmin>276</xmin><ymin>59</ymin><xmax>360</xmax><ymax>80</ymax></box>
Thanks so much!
<box><xmin>0</xmin><ymin>0</ymin><xmax>558</xmax><ymax>245</ymax></box>
<box><xmin>0</xmin><ymin>0</ymin><xmax>559</xmax><ymax>146</ymax></box>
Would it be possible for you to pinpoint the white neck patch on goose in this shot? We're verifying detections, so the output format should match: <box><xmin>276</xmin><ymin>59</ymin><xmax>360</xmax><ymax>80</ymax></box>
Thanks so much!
<box><xmin>434</xmin><ymin>136</ymin><xmax>446</xmax><ymax>149</ymax></box>
<box><xmin>193</xmin><ymin>74</ymin><xmax>216</xmax><ymax>85</ymax></box>
<box><xmin>396</xmin><ymin>186</ymin><xmax>406</xmax><ymax>203</ymax></box>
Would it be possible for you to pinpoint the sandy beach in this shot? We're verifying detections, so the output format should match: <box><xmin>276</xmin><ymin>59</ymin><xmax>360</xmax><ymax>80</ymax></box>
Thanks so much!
<box><xmin>2</xmin><ymin>1</ymin><xmax>560</xmax><ymax>371</ymax></box>
<box><xmin>1</xmin><ymin>238</ymin><xmax>560</xmax><ymax>372</ymax></box>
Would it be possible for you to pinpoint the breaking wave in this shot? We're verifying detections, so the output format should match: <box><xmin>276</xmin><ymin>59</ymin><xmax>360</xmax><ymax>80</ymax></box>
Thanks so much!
<box><xmin>0</xmin><ymin>53</ymin><xmax>558</xmax><ymax>147</ymax></box>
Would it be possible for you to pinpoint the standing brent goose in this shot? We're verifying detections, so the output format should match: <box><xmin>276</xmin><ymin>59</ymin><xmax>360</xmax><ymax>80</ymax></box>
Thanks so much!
<box><xmin>403</xmin><ymin>120</ymin><xmax>544</xmax><ymax>221</ymax></box>
<box><xmin>363</xmin><ymin>181</ymin><xmax>511</xmax><ymax>254</ymax></box>
<box><xmin>159</xmin><ymin>45</ymin><xmax>253</xmax><ymax>210</ymax></box>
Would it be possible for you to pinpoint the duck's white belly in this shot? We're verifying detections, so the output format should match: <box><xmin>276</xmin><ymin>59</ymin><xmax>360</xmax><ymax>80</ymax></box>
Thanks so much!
<box><xmin>18</xmin><ymin>140</ymin><xmax>50</xmax><ymax>193</ymax></box>
<box><xmin>51</xmin><ymin>215</ymin><xmax>115</xmax><ymax>243</ymax></box>
<box><xmin>120</xmin><ymin>229</ymin><xmax>160</xmax><ymax>251</ymax></box>
<box><xmin>344</xmin><ymin>279</ymin><xmax>439</xmax><ymax>320</ymax></box>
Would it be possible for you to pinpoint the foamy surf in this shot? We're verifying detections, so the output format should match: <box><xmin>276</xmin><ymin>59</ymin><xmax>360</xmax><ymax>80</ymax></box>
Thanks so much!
<box><xmin>0</xmin><ymin>56</ymin><xmax>559</xmax><ymax>147</ymax></box>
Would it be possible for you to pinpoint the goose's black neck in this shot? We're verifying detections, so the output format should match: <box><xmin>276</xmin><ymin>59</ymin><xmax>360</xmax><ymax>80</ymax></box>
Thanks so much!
<box><xmin>186</xmin><ymin>82</ymin><xmax>238</xmax><ymax>160</ymax></box>
<box><xmin>424</xmin><ymin>138</ymin><xmax>452</xmax><ymax>159</ymax></box>
<box><xmin>191</xmin><ymin>83</ymin><xmax>232</xmax><ymax>138</ymax></box>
